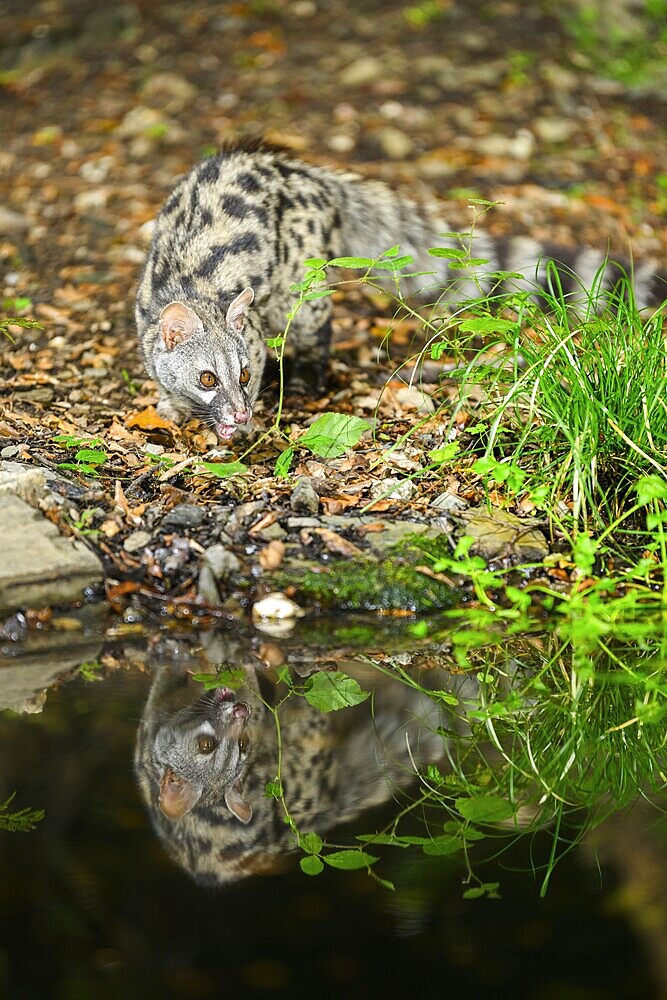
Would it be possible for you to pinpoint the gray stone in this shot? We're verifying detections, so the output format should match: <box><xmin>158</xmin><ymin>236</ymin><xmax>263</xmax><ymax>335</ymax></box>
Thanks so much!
<box><xmin>286</xmin><ymin>516</ymin><xmax>322</xmax><ymax>530</ymax></box>
<box><xmin>0</xmin><ymin>464</ymin><xmax>47</xmax><ymax>507</ymax></box>
<box><xmin>0</xmin><ymin>446</ymin><xmax>19</xmax><ymax>459</ymax></box>
<box><xmin>225</xmin><ymin>500</ymin><xmax>265</xmax><ymax>538</ymax></box>
<box><xmin>203</xmin><ymin>543</ymin><xmax>241</xmax><ymax>579</ymax></box>
<box><xmin>161</xmin><ymin>503</ymin><xmax>206</xmax><ymax>530</ymax></box>
<box><xmin>123</xmin><ymin>529</ymin><xmax>152</xmax><ymax>553</ymax></box>
<box><xmin>290</xmin><ymin>476</ymin><xmax>320</xmax><ymax>515</ymax></box>
<box><xmin>197</xmin><ymin>563</ymin><xmax>221</xmax><ymax>605</ymax></box>
<box><xmin>255</xmin><ymin>521</ymin><xmax>287</xmax><ymax>542</ymax></box>
<box><xmin>0</xmin><ymin>494</ymin><xmax>103</xmax><ymax>613</ymax></box>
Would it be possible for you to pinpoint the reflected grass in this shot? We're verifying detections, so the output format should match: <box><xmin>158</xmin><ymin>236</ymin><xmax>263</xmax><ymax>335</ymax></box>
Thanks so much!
<box><xmin>383</xmin><ymin>606</ymin><xmax>667</xmax><ymax>896</ymax></box>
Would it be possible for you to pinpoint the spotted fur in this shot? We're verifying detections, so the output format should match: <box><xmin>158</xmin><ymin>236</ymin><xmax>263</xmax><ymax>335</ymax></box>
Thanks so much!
<box><xmin>136</xmin><ymin>144</ymin><xmax>664</xmax><ymax>440</ymax></box>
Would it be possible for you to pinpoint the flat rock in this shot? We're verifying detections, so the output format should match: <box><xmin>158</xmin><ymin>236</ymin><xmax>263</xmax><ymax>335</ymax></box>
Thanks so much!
<box><xmin>0</xmin><ymin>494</ymin><xmax>103</xmax><ymax>613</ymax></box>
<box><xmin>458</xmin><ymin>506</ymin><xmax>549</xmax><ymax>561</ymax></box>
<box><xmin>161</xmin><ymin>503</ymin><xmax>206</xmax><ymax>530</ymax></box>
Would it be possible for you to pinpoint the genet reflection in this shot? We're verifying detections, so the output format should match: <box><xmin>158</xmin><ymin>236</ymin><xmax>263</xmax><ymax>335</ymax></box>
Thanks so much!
<box><xmin>134</xmin><ymin>652</ymin><xmax>467</xmax><ymax>885</ymax></box>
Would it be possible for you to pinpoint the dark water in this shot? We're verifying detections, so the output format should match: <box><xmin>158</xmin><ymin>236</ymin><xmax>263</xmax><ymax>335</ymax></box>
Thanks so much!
<box><xmin>0</xmin><ymin>623</ymin><xmax>664</xmax><ymax>1000</ymax></box>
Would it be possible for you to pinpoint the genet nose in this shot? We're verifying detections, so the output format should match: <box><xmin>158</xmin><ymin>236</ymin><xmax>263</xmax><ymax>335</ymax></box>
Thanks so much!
<box><xmin>233</xmin><ymin>410</ymin><xmax>251</xmax><ymax>424</ymax></box>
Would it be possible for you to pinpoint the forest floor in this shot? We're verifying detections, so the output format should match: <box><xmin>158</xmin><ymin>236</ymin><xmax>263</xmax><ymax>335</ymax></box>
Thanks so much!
<box><xmin>0</xmin><ymin>0</ymin><xmax>666</xmax><ymax>623</ymax></box>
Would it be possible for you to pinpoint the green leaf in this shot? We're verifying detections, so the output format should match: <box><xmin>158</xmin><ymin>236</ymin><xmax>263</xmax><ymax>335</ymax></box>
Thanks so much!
<box><xmin>324</xmin><ymin>850</ymin><xmax>378</xmax><ymax>870</ymax></box>
<box><xmin>303</xmin><ymin>257</ymin><xmax>327</xmax><ymax>268</ymax></box>
<box><xmin>199</xmin><ymin>461</ymin><xmax>248</xmax><ymax>478</ymax></box>
<box><xmin>328</xmin><ymin>256</ymin><xmax>375</xmax><ymax>269</ymax></box>
<box><xmin>74</xmin><ymin>448</ymin><xmax>108</xmax><ymax>465</ymax></box>
<box><xmin>431</xmin><ymin>690</ymin><xmax>459</xmax><ymax>706</ymax></box>
<box><xmin>53</xmin><ymin>434</ymin><xmax>103</xmax><ymax>448</ymax></box>
<box><xmin>459</xmin><ymin>317</ymin><xmax>518</xmax><ymax>334</ymax></box>
<box><xmin>429</xmin><ymin>442</ymin><xmax>460</xmax><ymax>464</ymax></box>
<box><xmin>300</xmin><ymin>855</ymin><xmax>324</xmax><ymax>875</ymax></box>
<box><xmin>443</xmin><ymin>821</ymin><xmax>485</xmax><ymax>841</ymax></box>
<box><xmin>191</xmin><ymin>667</ymin><xmax>247</xmax><ymax>690</ymax></box>
<box><xmin>373</xmin><ymin>254</ymin><xmax>413</xmax><ymax>271</ymax></box>
<box><xmin>462</xmin><ymin>886</ymin><xmax>486</xmax><ymax>899</ymax></box>
<box><xmin>421</xmin><ymin>835</ymin><xmax>465</xmax><ymax>856</ymax></box>
<box><xmin>274</xmin><ymin>446</ymin><xmax>294</xmax><ymax>478</ymax></box>
<box><xmin>372</xmin><ymin>875</ymin><xmax>396</xmax><ymax>891</ymax></box>
<box><xmin>355</xmin><ymin>834</ymin><xmax>410</xmax><ymax>848</ymax></box>
<box><xmin>428</xmin><ymin>247</ymin><xmax>467</xmax><ymax>259</ymax></box>
<box><xmin>304</xmin><ymin>671</ymin><xmax>370</xmax><ymax>712</ymax></box>
<box><xmin>299</xmin><ymin>832</ymin><xmax>324</xmax><ymax>855</ymax></box>
<box><xmin>303</xmin><ymin>288</ymin><xmax>335</xmax><ymax>300</ymax></box>
<box><xmin>636</xmin><ymin>475</ymin><xmax>667</xmax><ymax>505</ymax></box>
<box><xmin>300</xmin><ymin>412</ymin><xmax>370</xmax><ymax>459</ymax></box>
<box><xmin>264</xmin><ymin>780</ymin><xmax>283</xmax><ymax>799</ymax></box>
<box><xmin>455</xmin><ymin>795</ymin><xmax>514</xmax><ymax>824</ymax></box>
<box><xmin>266</xmin><ymin>336</ymin><xmax>284</xmax><ymax>349</ymax></box>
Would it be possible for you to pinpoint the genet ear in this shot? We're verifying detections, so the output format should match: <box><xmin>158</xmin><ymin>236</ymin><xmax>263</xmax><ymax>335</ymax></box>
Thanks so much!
<box><xmin>226</xmin><ymin>287</ymin><xmax>254</xmax><ymax>334</ymax></box>
<box><xmin>159</xmin><ymin>302</ymin><xmax>204</xmax><ymax>351</ymax></box>
<box><xmin>158</xmin><ymin>767</ymin><xmax>202</xmax><ymax>820</ymax></box>
<box><xmin>224</xmin><ymin>779</ymin><xmax>252</xmax><ymax>824</ymax></box>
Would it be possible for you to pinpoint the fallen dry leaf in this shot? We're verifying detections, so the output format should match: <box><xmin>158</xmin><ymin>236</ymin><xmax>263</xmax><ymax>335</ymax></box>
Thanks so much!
<box><xmin>126</xmin><ymin>405</ymin><xmax>176</xmax><ymax>432</ymax></box>
<box><xmin>312</xmin><ymin>528</ymin><xmax>364</xmax><ymax>558</ymax></box>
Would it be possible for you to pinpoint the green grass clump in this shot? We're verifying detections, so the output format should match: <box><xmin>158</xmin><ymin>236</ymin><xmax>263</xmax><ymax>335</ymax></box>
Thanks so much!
<box><xmin>435</xmin><ymin>269</ymin><xmax>667</xmax><ymax>538</ymax></box>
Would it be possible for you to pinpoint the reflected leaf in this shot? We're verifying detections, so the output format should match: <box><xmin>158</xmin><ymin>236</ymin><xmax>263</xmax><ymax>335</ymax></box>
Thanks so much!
<box><xmin>304</xmin><ymin>671</ymin><xmax>370</xmax><ymax>712</ymax></box>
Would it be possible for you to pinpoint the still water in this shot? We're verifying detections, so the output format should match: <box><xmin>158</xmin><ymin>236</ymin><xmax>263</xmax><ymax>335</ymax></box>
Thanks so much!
<box><xmin>0</xmin><ymin>612</ymin><xmax>664</xmax><ymax>999</ymax></box>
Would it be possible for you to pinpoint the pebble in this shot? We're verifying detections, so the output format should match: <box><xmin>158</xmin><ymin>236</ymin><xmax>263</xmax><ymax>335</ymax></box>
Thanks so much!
<box><xmin>290</xmin><ymin>476</ymin><xmax>320</xmax><ymax>515</ymax></box>
<box><xmin>473</xmin><ymin>130</ymin><xmax>535</xmax><ymax>161</ymax></box>
<box><xmin>339</xmin><ymin>55</ymin><xmax>384</xmax><ymax>87</ymax></box>
<box><xmin>197</xmin><ymin>564</ymin><xmax>220</xmax><ymax>605</ymax></box>
<box><xmin>161</xmin><ymin>503</ymin><xmax>206</xmax><ymax>530</ymax></box>
<box><xmin>123</xmin><ymin>529</ymin><xmax>152</xmax><ymax>553</ymax></box>
<box><xmin>224</xmin><ymin>499</ymin><xmax>264</xmax><ymax>534</ymax></box>
<box><xmin>252</xmin><ymin>592</ymin><xmax>305</xmax><ymax>635</ymax></box>
<box><xmin>203</xmin><ymin>543</ymin><xmax>241</xmax><ymax>579</ymax></box>
<box><xmin>0</xmin><ymin>205</ymin><xmax>29</xmax><ymax>234</ymax></box>
<box><xmin>376</xmin><ymin>126</ymin><xmax>412</xmax><ymax>160</ymax></box>
<box><xmin>533</xmin><ymin>117</ymin><xmax>577</xmax><ymax>144</ymax></box>
<box><xmin>255</xmin><ymin>520</ymin><xmax>287</xmax><ymax>542</ymax></box>
<box><xmin>140</xmin><ymin>71</ymin><xmax>197</xmax><ymax>113</ymax></box>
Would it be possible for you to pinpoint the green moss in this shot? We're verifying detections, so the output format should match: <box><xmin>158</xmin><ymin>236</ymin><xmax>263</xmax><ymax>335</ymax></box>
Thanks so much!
<box><xmin>282</xmin><ymin>553</ymin><xmax>458</xmax><ymax>613</ymax></box>
<box><xmin>394</xmin><ymin>532</ymin><xmax>454</xmax><ymax>563</ymax></box>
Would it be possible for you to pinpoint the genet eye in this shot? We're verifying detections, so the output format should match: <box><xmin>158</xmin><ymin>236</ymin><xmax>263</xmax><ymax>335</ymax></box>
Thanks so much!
<box><xmin>239</xmin><ymin>367</ymin><xmax>250</xmax><ymax>386</ymax></box>
<box><xmin>199</xmin><ymin>371</ymin><xmax>217</xmax><ymax>389</ymax></box>
<box><xmin>197</xmin><ymin>735</ymin><xmax>218</xmax><ymax>754</ymax></box>
<box><xmin>238</xmin><ymin>736</ymin><xmax>249</xmax><ymax>754</ymax></box>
